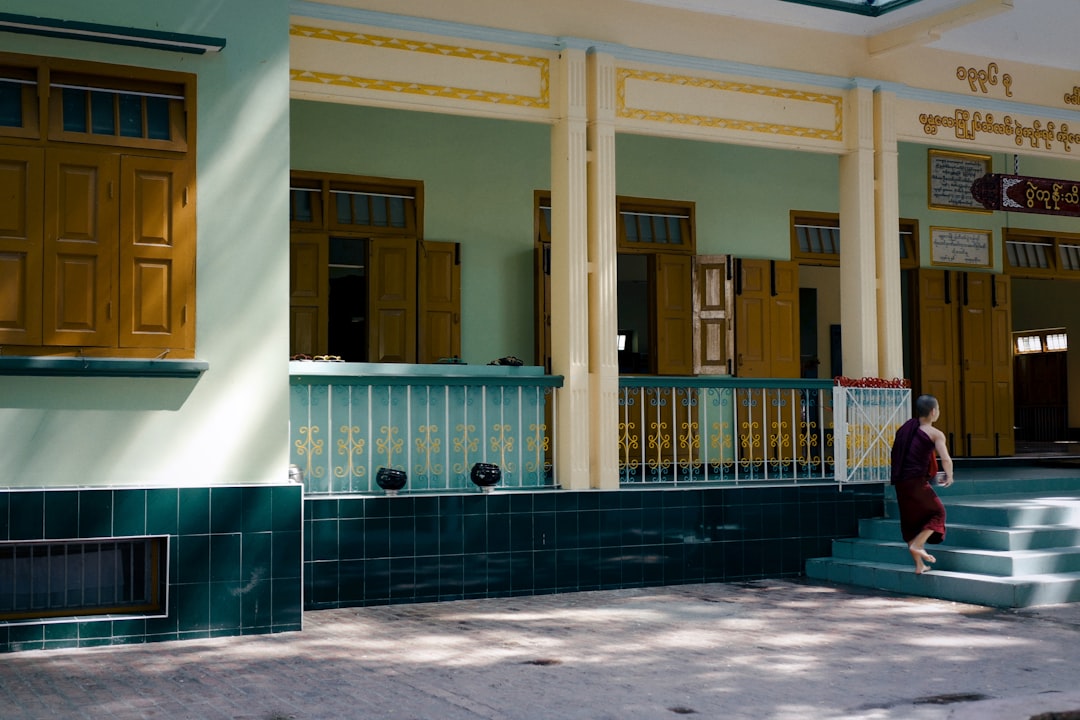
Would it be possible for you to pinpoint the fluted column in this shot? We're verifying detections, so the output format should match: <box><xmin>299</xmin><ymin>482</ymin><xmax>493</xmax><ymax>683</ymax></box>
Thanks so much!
<box><xmin>874</xmin><ymin>88</ymin><xmax>904</xmax><ymax>380</ymax></box>
<box><xmin>587</xmin><ymin>50</ymin><xmax>619</xmax><ymax>490</ymax></box>
<box><xmin>550</xmin><ymin>48</ymin><xmax>592</xmax><ymax>490</ymax></box>
<box><xmin>839</xmin><ymin>84</ymin><xmax>879</xmax><ymax>378</ymax></box>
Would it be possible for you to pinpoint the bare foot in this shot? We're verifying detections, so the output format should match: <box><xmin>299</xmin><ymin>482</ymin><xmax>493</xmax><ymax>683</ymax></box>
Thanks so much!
<box><xmin>909</xmin><ymin>545</ymin><xmax>936</xmax><ymax>574</ymax></box>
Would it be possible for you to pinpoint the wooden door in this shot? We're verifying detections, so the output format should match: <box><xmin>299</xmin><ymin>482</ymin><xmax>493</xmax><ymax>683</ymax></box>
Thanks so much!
<box><xmin>735</xmin><ymin>258</ymin><xmax>800</xmax><ymax>378</ymax></box>
<box><xmin>43</xmin><ymin>149</ymin><xmax>118</xmax><ymax>347</ymax></box>
<box><xmin>289</xmin><ymin>233</ymin><xmax>328</xmax><ymax>357</ymax></box>
<box><xmin>119</xmin><ymin>155</ymin><xmax>194</xmax><ymax>351</ymax></box>
<box><xmin>0</xmin><ymin>145</ymin><xmax>43</xmax><ymax>346</ymax></box>
<box><xmin>418</xmin><ymin>240</ymin><xmax>460</xmax><ymax>363</ymax></box>
<box><xmin>368</xmin><ymin>237</ymin><xmax>417</xmax><ymax>363</ymax></box>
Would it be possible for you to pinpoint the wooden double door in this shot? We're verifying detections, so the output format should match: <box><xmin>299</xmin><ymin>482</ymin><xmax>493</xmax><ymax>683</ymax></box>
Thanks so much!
<box><xmin>917</xmin><ymin>269</ymin><xmax>1014</xmax><ymax>457</ymax></box>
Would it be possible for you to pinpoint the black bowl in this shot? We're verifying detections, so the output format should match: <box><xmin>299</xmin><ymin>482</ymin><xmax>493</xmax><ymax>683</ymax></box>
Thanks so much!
<box><xmin>469</xmin><ymin>462</ymin><xmax>502</xmax><ymax>491</ymax></box>
<box><xmin>375</xmin><ymin>467</ymin><xmax>407</xmax><ymax>494</ymax></box>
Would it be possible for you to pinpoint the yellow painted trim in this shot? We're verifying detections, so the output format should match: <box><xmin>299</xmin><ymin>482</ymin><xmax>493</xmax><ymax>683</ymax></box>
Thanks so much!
<box><xmin>616</xmin><ymin>68</ymin><xmax>843</xmax><ymax>141</ymax></box>
<box><xmin>290</xmin><ymin>24</ymin><xmax>550</xmax><ymax>109</ymax></box>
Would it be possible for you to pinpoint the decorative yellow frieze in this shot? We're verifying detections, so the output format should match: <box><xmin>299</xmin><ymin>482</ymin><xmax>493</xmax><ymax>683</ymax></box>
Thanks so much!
<box><xmin>290</xmin><ymin>23</ymin><xmax>550</xmax><ymax>110</ymax></box>
<box><xmin>616</xmin><ymin>68</ymin><xmax>843</xmax><ymax>142</ymax></box>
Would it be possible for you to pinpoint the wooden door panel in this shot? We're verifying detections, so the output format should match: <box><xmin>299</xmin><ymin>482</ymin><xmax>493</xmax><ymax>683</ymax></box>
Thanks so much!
<box><xmin>694</xmin><ymin>255</ymin><xmax>732</xmax><ymax>375</ymax></box>
<box><xmin>770</xmin><ymin>261</ymin><xmax>800</xmax><ymax>378</ymax></box>
<box><xmin>289</xmin><ymin>233</ymin><xmax>328</xmax><ymax>356</ymax></box>
<box><xmin>418</xmin><ymin>241</ymin><xmax>460</xmax><ymax>363</ymax></box>
<box><xmin>44</xmin><ymin>149</ymin><xmax>118</xmax><ymax>346</ymax></box>
<box><xmin>735</xmin><ymin>259</ymin><xmax>769</xmax><ymax>377</ymax></box>
<box><xmin>961</xmin><ymin>273</ymin><xmax>996</xmax><ymax>456</ymax></box>
<box><xmin>655</xmin><ymin>253</ymin><xmax>693</xmax><ymax>375</ymax></box>
<box><xmin>992</xmin><ymin>274</ymin><xmax>1015</xmax><ymax>455</ymax></box>
<box><xmin>917</xmin><ymin>269</ymin><xmax>960</xmax><ymax>448</ymax></box>
<box><xmin>369</xmin><ymin>237</ymin><xmax>416</xmax><ymax>363</ymax></box>
<box><xmin>0</xmin><ymin>146</ymin><xmax>43</xmax><ymax>345</ymax></box>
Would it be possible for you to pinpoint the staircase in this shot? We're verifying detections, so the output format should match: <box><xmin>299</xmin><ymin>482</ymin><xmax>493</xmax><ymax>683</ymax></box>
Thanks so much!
<box><xmin>806</xmin><ymin>464</ymin><xmax>1080</xmax><ymax>607</ymax></box>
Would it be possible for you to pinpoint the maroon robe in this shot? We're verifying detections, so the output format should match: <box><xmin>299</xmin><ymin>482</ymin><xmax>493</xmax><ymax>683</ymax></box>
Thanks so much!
<box><xmin>889</xmin><ymin>418</ymin><xmax>946</xmax><ymax>544</ymax></box>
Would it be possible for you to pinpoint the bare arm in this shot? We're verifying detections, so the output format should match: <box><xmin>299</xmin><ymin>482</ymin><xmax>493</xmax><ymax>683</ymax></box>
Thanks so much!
<box><xmin>933</xmin><ymin>430</ymin><xmax>954</xmax><ymax>487</ymax></box>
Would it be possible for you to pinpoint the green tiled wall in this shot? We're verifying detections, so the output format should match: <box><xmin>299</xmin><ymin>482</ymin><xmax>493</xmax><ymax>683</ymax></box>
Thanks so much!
<box><xmin>303</xmin><ymin>485</ymin><xmax>884</xmax><ymax>608</ymax></box>
<box><xmin>0</xmin><ymin>484</ymin><xmax>303</xmax><ymax>653</ymax></box>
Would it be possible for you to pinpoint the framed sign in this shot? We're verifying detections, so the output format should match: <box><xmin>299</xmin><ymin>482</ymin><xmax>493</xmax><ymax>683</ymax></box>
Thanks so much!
<box><xmin>928</xmin><ymin>149</ymin><xmax>992</xmax><ymax>212</ymax></box>
<box><xmin>930</xmin><ymin>226</ymin><xmax>993</xmax><ymax>268</ymax></box>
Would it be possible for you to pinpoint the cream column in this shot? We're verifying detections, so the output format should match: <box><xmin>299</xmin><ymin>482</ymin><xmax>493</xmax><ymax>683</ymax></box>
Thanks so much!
<box><xmin>550</xmin><ymin>48</ymin><xmax>592</xmax><ymax>490</ymax></box>
<box><xmin>874</xmin><ymin>88</ymin><xmax>904</xmax><ymax>380</ymax></box>
<box><xmin>839</xmin><ymin>84</ymin><xmax>880</xmax><ymax>379</ymax></box>
<box><xmin>587</xmin><ymin>50</ymin><xmax>620</xmax><ymax>490</ymax></box>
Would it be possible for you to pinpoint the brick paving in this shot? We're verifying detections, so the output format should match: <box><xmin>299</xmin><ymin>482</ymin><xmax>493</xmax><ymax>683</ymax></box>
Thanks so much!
<box><xmin>3</xmin><ymin>579</ymin><xmax>1080</xmax><ymax>719</ymax></box>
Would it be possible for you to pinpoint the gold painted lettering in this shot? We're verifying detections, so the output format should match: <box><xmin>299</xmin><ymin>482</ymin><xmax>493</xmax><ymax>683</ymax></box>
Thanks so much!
<box><xmin>956</xmin><ymin>63</ymin><xmax>1013</xmax><ymax>97</ymax></box>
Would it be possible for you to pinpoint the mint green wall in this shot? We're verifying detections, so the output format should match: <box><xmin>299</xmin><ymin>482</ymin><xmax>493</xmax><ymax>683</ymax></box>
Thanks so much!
<box><xmin>616</xmin><ymin>134</ymin><xmax>839</xmax><ymax>258</ymax></box>
<box><xmin>290</xmin><ymin>101</ymin><xmax>550</xmax><ymax>364</ymax></box>
<box><xmin>0</xmin><ymin>1</ymin><xmax>292</xmax><ymax>487</ymax></box>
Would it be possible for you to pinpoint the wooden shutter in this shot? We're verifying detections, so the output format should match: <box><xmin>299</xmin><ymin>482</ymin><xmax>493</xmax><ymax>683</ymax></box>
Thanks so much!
<box><xmin>418</xmin><ymin>240</ymin><xmax>460</xmax><ymax>363</ymax></box>
<box><xmin>368</xmin><ymin>237</ymin><xmax>417</xmax><ymax>363</ymax></box>
<box><xmin>654</xmin><ymin>253</ymin><xmax>694</xmax><ymax>375</ymax></box>
<box><xmin>43</xmin><ymin>148</ymin><xmax>118</xmax><ymax>347</ymax></box>
<box><xmin>991</xmin><ymin>274</ymin><xmax>1015</xmax><ymax>456</ymax></box>
<box><xmin>734</xmin><ymin>259</ymin><xmax>799</xmax><ymax>378</ymax></box>
<box><xmin>0</xmin><ymin>145</ymin><xmax>43</xmax><ymax>345</ymax></box>
<box><xmin>693</xmin><ymin>255</ymin><xmax>732</xmax><ymax>375</ymax></box>
<box><xmin>119</xmin><ymin>155</ymin><xmax>194</xmax><ymax>351</ymax></box>
<box><xmin>917</xmin><ymin>269</ymin><xmax>960</xmax><ymax>449</ymax></box>
<box><xmin>289</xmin><ymin>233</ymin><xmax>328</xmax><ymax>357</ymax></box>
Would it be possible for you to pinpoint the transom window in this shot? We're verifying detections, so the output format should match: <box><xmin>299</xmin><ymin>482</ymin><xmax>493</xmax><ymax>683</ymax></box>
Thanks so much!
<box><xmin>1004</xmin><ymin>230</ymin><xmax>1080</xmax><ymax>279</ymax></box>
<box><xmin>790</xmin><ymin>211</ymin><xmax>918</xmax><ymax>269</ymax></box>
<box><xmin>534</xmin><ymin>195</ymin><xmax>696</xmax><ymax>254</ymax></box>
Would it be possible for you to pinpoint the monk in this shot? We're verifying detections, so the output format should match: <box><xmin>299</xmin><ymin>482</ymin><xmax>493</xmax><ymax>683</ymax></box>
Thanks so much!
<box><xmin>890</xmin><ymin>394</ymin><xmax>954</xmax><ymax>574</ymax></box>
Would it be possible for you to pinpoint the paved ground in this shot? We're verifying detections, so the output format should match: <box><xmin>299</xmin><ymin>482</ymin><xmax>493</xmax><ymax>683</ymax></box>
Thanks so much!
<box><xmin>4</xmin><ymin>579</ymin><xmax>1080</xmax><ymax>720</ymax></box>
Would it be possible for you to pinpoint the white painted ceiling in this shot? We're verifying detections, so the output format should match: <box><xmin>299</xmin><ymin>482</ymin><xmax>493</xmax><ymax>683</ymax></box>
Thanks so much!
<box><xmin>629</xmin><ymin>0</ymin><xmax>1080</xmax><ymax>71</ymax></box>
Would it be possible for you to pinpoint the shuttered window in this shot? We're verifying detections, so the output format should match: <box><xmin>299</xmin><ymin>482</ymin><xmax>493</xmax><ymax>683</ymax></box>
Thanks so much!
<box><xmin>0</xmin><ymin>53</ymin><xmax>196</xmax><ymax>358</ymax></box>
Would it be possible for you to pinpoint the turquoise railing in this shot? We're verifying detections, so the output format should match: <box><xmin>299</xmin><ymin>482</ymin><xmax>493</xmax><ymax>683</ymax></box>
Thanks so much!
<box><xmin>290</xmin><ymin>365</ymin><xmax>908</xmax><ymax>493</ymax></box>
<box><xmin>289</xmin><ymin>362</ymin><xmax>561</xmax><ymax>494</ymax></box>
<box><xmin>617</xmin><ymin>377</ymin><xmax>837</xmax><ymax>485</ymax></box>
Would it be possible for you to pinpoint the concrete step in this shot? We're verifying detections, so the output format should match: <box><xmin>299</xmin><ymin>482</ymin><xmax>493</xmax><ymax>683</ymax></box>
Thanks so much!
<box><xmin>805</xmin><ymin>558</ymin><xmax>1080</xmax><ymax>608</ymax></box>
<box><xmin>831</xmin><ymin>537</ymin><xmax>1080</xmax><ymax>576</ymax></box>
<box><xmin>884</xmin><ymin>492</ymin><xmax>1080</xmax><ymax>527</ymax></box>
<box><xmin>857</xmin><ymin>516</ymin><xmax>1080</xmax><ymax>551</ymax></box>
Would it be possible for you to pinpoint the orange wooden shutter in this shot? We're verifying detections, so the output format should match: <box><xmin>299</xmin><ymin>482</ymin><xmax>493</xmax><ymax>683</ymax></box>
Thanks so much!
<box><xmin>0</xmin><ymin>145</ymin><xmax>44</xmax><ymax>346</ymax></box>
<box><xmin>43</xmin><ymin>148</ymin><xmax>118</xmax><ymax>347</ymax></box>
<box><xmin>119</xmin><ymin>155</ymin><xmax>194</xmax><ymax>351</ymax></box>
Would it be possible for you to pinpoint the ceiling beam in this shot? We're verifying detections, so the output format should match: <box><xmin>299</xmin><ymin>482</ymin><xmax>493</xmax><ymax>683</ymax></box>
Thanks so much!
<box><xmin>867</xmin><ymin>0</ymin><xmax>1013</xmax><ymax>56</ymax></box>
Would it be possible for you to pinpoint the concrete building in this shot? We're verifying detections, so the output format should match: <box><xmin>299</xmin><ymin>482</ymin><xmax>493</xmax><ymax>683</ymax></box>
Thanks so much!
<box><xmin>3</xmin><ymin>0</ymin><xmax>1080</xmax><ymax>652</ymax></box>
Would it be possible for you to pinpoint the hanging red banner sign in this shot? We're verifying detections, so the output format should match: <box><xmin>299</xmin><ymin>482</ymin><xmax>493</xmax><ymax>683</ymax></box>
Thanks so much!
<box><xmin>971</xmin><ymin>173</ymin><xmax>1080</xmax><ymax>217</ymax></box>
